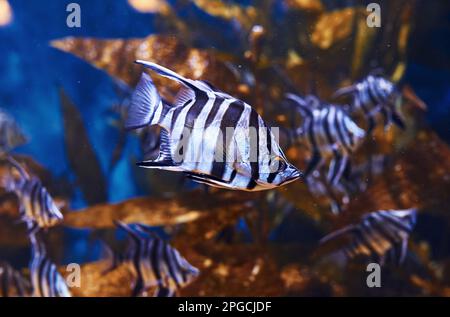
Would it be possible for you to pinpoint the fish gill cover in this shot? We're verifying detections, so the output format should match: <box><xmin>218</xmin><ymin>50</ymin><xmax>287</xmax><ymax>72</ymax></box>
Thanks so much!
<box><xmin>0</xmin><ymin>0</ymin><xmax>449</xmax><ymax>297</ymax></box>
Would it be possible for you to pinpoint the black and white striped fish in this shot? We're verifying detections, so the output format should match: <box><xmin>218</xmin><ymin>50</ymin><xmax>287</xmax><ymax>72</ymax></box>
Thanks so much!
<box><xmin>125</xmin><ymin>61</ymin><xmax>301</xmax><ymax>191</ymax></box>
<box><xmin>306</xmin><ymin>155</ymin><xmax>389</xmax><ymax>212</ymax></box>
<box><xmin>320</xmin><ymin>209</ymin><xmax>417</xmax><ymax>265</ymax></box>
<box><xmin>1</xmin><ymin>156</ymin><xmax>63</xmax><ymax>229</ymax></box>
<box><xmin>333</xmin><ymin>75</ymin><xmax>405</xmax><ymax>133</ymax></box>
<box><xmin>285</xmin><ymin>94</ymin><xmax>365</xmax><ymax>186</ymax></box>
<box><xmin>116</xmin><ymin>221</ymin><xmax>199</xmax><ymax>297</ymax></box>
<box><xmin>0</xmin><ymin>261</ymin><xmax>31</xmax><ymax>297</ymax></box>
<box><xmin>28</xmin><ymin>223</ymin><xmax>71</xmax><ymax>297</ymax></box>
<box><xmin>0</xmin><ymin>109</ymin><xmax>27</xmax><ymax>153</ymax></box>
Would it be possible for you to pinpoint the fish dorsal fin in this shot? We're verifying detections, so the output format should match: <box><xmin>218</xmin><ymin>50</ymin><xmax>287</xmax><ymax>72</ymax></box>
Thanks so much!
<box><xmin>174</xmin><ymin>87</ymin><xmax>195</xmax><ymax>108</ymax></box>
<box><xmin>135</xmin><ymin>60</ymin><xmax>210</xmax><ymax>93</ymax></box>
<box><xmin>285</xmin><ymin>93</ymin><xmax>314</xmax><ymax>117</ymax></box>
<box><xmin>200</xmin><ymin>80</ymin><xmax>235</xmax><ymax>99</ymax></box>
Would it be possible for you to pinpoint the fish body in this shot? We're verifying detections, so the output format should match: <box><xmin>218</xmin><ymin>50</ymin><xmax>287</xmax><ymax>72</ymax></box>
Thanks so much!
<box><xmin>286</xmin><ymin>94</ymin><xmax>365</xmax><ymax>186</ymax></box>
<box><xmin>334</xmin><ymin>75</ymin><xmax>405</xmax><ymax>133</ymax></box>
<box><xmin>306</xmin><ymin>155</ymin><xmax>389</xmax><ymax>213</ymax></box>
<box><xmin>2</xmin><ymin>157</ymin><xmax>63</xmax><ymax>229</ymax></box>
<box><xmin>116</xmin><ymin>221</ymin><xmax>199</xmax><ymax>297</ymax></box>
<box><xmin>320</xmin><ymin>209</ymin><xmax>417</xmax><ymax>265</ymax></box>
<box><xmin>125</xmin><ymin>61</ymin><xmax>301</xmax><ymax>191</ymax></box>
<box><xmin>0</xmin><ymin>109</ymin><xmax>27</xmax><ymax>153</ymax></box>
<box><xmin>28</xmin><ymin>224</ymin><xmax>71</xmax><ymax>297</ymax></box>
<box><xmin>0</xmin><ymin>261</ymin><xmax>31</xmax><ymax>297</ymax></box>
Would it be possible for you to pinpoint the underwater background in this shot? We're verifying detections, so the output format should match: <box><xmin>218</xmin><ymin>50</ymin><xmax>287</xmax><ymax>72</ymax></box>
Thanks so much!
<box><xmin>0</xmin><ymin>0</ymin><xmax>449</xmax><ymax>296</ymax></box>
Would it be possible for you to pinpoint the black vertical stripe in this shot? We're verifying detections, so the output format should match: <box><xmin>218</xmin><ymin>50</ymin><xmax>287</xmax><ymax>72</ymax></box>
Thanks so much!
<box><xmin>335</xmin><ymin>111</ymin><xmax>352</xmax><ymax>153</ymax></box>
<box><xmin>150</xmin><ymin>238</ymin><xmax>162</xmax><ymax>283</ymax></box>
<box><xmin>246</xmin><ymin>179</ymin><xmax>257</xmax><ymax>190</ymax></box>
<box><xmin>210</xmin><ymin>101</ymin><xmax>245</xmax><ymax>179</ymax></box>
<box><xmin>266</xmin><ymin>126</ymin><xmax>277</xmax><ymax>184</ymax></box>
<box><xmin>322</xmin><ymin>108</ymin><xmax>334</xmax><ymax>145</ymax></box>
<box><xmin>249</xmin><ymin>109</ymin><xmax>260</xmax><ymax>181</ymax></box>
<box><xmin>163</xmin><ymin>244</ymin><xmax>180</xmax><ymax>288</ymax></box>
<box><xmin>205</xmin><ymin>97</ymin><xmax>224</xmax><ymax>127</ymax></box>
<box><xmin>179</xmin><ymin>97</ymin><xmax>211</xmax><ymax>164</ymax></box>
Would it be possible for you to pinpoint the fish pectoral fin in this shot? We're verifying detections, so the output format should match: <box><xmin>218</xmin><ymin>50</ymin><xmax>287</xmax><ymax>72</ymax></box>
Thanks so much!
<box><xmin>138</xmin><ymin>127</ymin><xmax>177</xmax><ymax>168</ymax></box>
<box><xmin>233</xmin><ymin>161</ymin><xmax>252</xmax><ymax>178</ymax></box>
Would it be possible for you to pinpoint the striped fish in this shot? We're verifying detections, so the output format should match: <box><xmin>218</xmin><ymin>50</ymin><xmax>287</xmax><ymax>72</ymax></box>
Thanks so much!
<box><xmin>1</xmin><ymin>156</ymin><xmax>63</xmax><ymax>229</ymax></box>
<box><xmin>285</xmin><ymin>94</ymin><xmax>365</xmax><ymax>186</ymax></box>
<box><xmin>320</xmin><ymin>209</ymin><xmax>417</xmax><ymax>265</ymax></box>
<box><xmin>0</xmin><ymin>109</ymin><xmax>27</xmax><ymax>153</ymax></box>
<box><xmin>125</xmin><ymin>61</ymin><xmax>301</xmax><ymax>191</ymax></box>
<box><xmin>116</xmin><ymin>221</ymin><xmax>199</xmax><ymax>297</ymax></box>
<box><xmin>334</xmin><ymin>75</ymin><xmax>405</xmax><ymax>134</ymax></box>
<box><xmin>0</xmin><ymin>261</ymin><xmax>31</xmax><ymax>297</ymax></box>
<box><xmin>28</xmin><ymin>223</ymin><xmax>71</xmax><ymax>297</ymax></box>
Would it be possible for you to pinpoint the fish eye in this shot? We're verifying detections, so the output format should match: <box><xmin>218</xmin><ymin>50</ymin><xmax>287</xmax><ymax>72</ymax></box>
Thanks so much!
<box><xmin>270</xmin><ymin>156</ymin><xmax>286</xmax><ymax>172</ymax></box>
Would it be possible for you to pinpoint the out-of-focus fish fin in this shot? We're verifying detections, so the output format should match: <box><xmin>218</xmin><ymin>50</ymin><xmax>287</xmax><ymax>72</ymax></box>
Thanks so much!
<box><xmin>402</xmin><ymin>85</ymin><xmax>427</xmax><ymax>111</ymax></box>
<box><xmin>99</xmin><ymin>240</ymin><xmax>121</xmax><ymax>274</ymax></box>
<box><xmin>319</xmin><ymin>224</ymin><xmax>357</xmax><ymax>245</ymax></box>
<box><xmin>285</xmin><ymin>93</ymin><xmax>313</xmax><ymax>118</ymax></box>
<box><xmin>304</xmin><ymin>151</ymin><xmax>322</xmax><ymax>178</ymax></box>
<box><xmin>327</xmin><ymin>153</ymin><xmax>348</xmax><ymax>186</ymax></box>
<box><xmin>133</xmin><ymin>223</ymin><xmax>159</xmax><ymax>239</ymax></box>
<box><xmin>391</xmin><ymin>110</ymin><xmax>406</xmax><ymax>130</ymax></box>
<box><xmin>333</xmin><ymin>85</ymin><xmax>357</xmax><ymax>99</ymax></box>
<box><xmin>135</xmin><ymin>60</ymin><xmax>210</xmax><ymax>93</ymax></box>
<box><xmin>4</xmin><ymin>155</ymin><xmax>30</xmax><ymax>180</ymax></box>
<box><xmin>125</xmin><ymin>72</ymin><xmax>162</xmax><ymax>131</ymax></box>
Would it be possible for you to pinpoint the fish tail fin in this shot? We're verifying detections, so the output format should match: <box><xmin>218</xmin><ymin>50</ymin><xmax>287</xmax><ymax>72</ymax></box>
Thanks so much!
<box><xmin>99</xmin><ymin>240</ymin><xmax>122</xmax><ymax>274</ymax></box>
<box><xmin>125</xmin><ymin>72</ymin><xmax>165</xmax><ymax>131</ymax></box>
<box><xmin>0</xmin><ymin>155</ymin><xmax>28</xmax><ymax>192</ymax></box>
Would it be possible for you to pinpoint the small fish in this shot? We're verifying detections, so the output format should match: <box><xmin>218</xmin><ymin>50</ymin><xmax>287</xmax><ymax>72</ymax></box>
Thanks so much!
<box><xmin>320</xmin><ymin>209</ymin><xmax>417</xmax><ymax>265</ymax></box>
<box><xmin>285</xmin><ymin>94</ymin><xmax>365</xmax><ymax>186</ymax></box>
<box><xmin>27</xmin><ymin>223</ymin><xmax>71</xmax><ymax>297</ymax></box>
<box><xmin>1</xmin><ymin>156</ymin><xmax>63</xmax><ymax>229</ymax></box>
<box><xmin>0</xmin><ymin>261</ymin><xmax>31</xmax><ymax>297</ymax></box>
<box><xmin>116</xmin><ymin>221</ymin><xmax>199</xmax><ymax>297</ymax></box>
<box><xmin>339</xmin><ymin>154</ymin><xmax>388</xmax><ymax>195</ymax></box>
<box><xmin>333</xmin><ymin>75</ymin><xmax>406</xmax><ymax>133</ymax></box>
<box><xmin>0</xmin><ymin>109</ymin><xmax>27</xmax><ymax>153</ymax></box>
<box><xmin>125</xmin><ymin>61</ymin><xmax>301</xmax><ymax>191</ymax></box>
